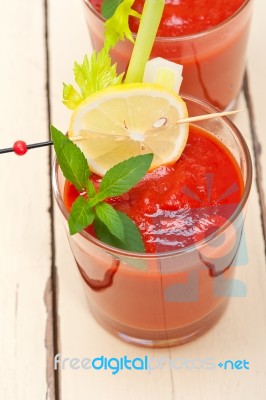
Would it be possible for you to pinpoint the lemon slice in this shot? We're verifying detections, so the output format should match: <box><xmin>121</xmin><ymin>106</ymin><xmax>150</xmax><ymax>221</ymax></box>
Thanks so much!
<box><xmin>69</xmin><ymin>83</ymin><xmax>189</xmax><ymax>176</ymax></box>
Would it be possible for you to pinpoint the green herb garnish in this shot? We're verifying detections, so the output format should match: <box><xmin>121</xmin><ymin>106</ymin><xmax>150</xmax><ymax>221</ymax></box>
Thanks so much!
<box><xmin>102</xmin><ymin>0</ymin><xmax>165</xmax><ymax>83</ymax></box>
<box><xmin>103</xmin><ymin>0</ymin><xmax>141</xmax><ymax>49</ymax></box>
<box><xmin>63</xmin><ymin>0</ymin><xmax>141</xmax><ymax>110</ymax></box>
<box><xmin>63</xmin><ymin>0</ymin><xmax>164</xmax><ymax>109</ymax></box>
<box><xmin>62</xmin><ymin>49</ymin><xmax>123</xmax><ymax>110</ymax></box>
<box><xmin>101</xmin><ymin>0</ymin><xmax>124</xmax><ymax>19</ymax></box>
<box><xmin>52</xmin><ymin>126</ymin><xmax>89</xmax><ymax>191</ymax></box>
<box><xmin>51</xmin><ymin>126</ymin><xmax>153</xmax><ymax>252</ymax></box>
<box><xmin>58</xmin><ymin>0</ymin><xmax>165</xmax><ymax>253</ymax></box>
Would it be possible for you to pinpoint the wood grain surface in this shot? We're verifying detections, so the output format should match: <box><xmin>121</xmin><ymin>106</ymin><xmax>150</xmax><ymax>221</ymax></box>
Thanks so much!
<box><xmin>0</xmin><ymin>0</ymin><xmax>265</xmax><ymax>399</ymax></box>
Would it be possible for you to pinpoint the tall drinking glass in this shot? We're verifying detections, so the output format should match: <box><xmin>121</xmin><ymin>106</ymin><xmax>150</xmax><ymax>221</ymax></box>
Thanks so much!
<box><xmin>82</xmin><ymin>0</ymin><xmax>253</xmax><ymax>110</ymax></box>
<box><xmin>52</xmin><ymin>95</ymin><xmax>252</xmax><ymax>348</ymax></box>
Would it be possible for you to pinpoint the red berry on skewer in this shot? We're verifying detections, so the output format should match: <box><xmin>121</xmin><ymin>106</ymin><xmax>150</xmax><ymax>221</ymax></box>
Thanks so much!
<box><xmin>13</xmin><ymin>140</ymin><xmax>28</xmax><ymax>156</ymax></box>
<box><xmin>0</xmin><ymin>140</ymin><xmax>53</xmax><ymax>155</ymax></box>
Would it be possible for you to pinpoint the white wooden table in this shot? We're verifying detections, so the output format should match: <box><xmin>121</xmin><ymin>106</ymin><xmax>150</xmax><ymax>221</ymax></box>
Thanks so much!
<box><xmin>1</xmin><ymin>0</ymin><xmax>266</xmax><ymax>399</ymax></box>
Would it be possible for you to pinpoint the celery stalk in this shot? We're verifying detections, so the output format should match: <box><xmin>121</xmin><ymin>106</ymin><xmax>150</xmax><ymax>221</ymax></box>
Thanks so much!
<box><xmin>124</xmin><ymin>0</ymin><xmax>165</xmax><ymax>83</ymax></box>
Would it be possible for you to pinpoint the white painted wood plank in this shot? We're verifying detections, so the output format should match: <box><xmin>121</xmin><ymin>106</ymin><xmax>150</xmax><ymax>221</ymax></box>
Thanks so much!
<box><xmin>247</xmin><ymin>0</ymin><xmax>266</xmax><ymax>231</ymax></box>
<box><xmin>49</xmin><ymin>1</ymin><xmax>266</xmax><ymax>399</ymax></box>
<box><xmin>0</xmin><ymin>1</ymin><xmax>53</xmax><ymax>399</ymax></box>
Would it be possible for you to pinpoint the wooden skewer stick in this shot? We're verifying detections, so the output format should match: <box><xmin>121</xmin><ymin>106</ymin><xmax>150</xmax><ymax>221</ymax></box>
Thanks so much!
<box><xmin>70</xmin><ymin>109</ymin><xmax>244</xmax><ymax>142</ymax></box>
<box><xmin>176</xmin><ymin>109</ymin><xmax>243</xmax><ymax>124</ymax></box>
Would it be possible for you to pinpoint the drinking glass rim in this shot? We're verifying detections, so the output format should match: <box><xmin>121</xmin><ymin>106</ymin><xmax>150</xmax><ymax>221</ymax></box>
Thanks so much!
<box><xmin>52</xmin><ymin>93</ymin><xmax>252</xmax><ymax>260</ymax></box>
<box><xmin>83</xmin><ymin>0</ymin><xmax>251</xmax><ymax>42</ymax></box>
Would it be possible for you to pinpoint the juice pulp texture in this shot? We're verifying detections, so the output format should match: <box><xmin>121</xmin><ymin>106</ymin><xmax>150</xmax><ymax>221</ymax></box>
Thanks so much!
<box><xmin>92</xmin><ymin>0</ymin><xmax>245</xmax><ymax>36</ymax></box>
<box><xmin>64</xmin><ymin>125</ymin><xmax>243</xmax><ymax>335</ymax></box>
<box><xmin>87</xmin><ymin>0</ymin><xmax>251</xmax><ymax>109</ymax></box>
<box><xmin>65</xmin><ymin>125</ymin><xmax>243</xmax><ymax>253</ymax></box>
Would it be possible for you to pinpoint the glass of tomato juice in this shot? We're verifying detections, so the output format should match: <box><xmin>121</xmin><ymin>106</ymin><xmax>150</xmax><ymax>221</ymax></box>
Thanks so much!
<box><xmin>52</xmin><ymin>94</ymin><xmax>252</xmax><ymax>348</ymax></box>
<box><xmin>82</xmin><ymin>0</ymin><xmax>253</xmax><ymax>111</ymax></box>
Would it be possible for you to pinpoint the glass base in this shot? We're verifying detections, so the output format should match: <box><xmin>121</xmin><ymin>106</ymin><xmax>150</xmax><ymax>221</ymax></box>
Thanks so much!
<box><xmin>89</xmin><ymin>298</ymin><xmax>229</xmax><ymax>348</ymax></box>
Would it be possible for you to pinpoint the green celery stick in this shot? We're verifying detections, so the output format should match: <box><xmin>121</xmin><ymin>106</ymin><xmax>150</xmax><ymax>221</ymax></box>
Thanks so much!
<box><xmin>124</xmin><ymin>0</ymin><xmax>165</xmax><ymax>83</ymax></box>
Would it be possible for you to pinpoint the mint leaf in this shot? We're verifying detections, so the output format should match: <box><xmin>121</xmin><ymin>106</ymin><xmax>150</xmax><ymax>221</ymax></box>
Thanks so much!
<box><xmin>87</xmin><ymin>179</ymin><xmax>96</xmax><ymax>198</ymax></box>
<box><xmin>68</xmin><ymin>196</ymin><xmax>95</xmax><ymax>235</ymax></box>
<box><xmin>117</xmin><ymin>211</ymin><xmax>145</xmax><ymax>252</ymax></box>
<box><xmin>93</xmin><ymin>154</ymin><xmax>153</xmax><ymax>202</ymax></box>
<box><xmin>94</xmin><ymin>214</ymin><xmax>147</xmax><ymax>267</ymax></box>
<box><xmin>95</xmin><ymin>202</ymin><xmax>125</xmax><ymax>242</ymax></box>
<box><xmin>51</xmin><ymin>126</ymin><xmax>89</xmax><ymax>192</ymax></box>
<box><xmin>94</xmin><ymin>216</ymin><xmax>124</xmax><ymax>249</ymax></box>
<box><xmin>101</xmin><ymin>0</ymin><xmax>124</xmax><ymax>19</ymax></box>
<box><xmin>94</xmin><ymin>211</ymin><xmax>145</xmax><ymax>252</ymax></box>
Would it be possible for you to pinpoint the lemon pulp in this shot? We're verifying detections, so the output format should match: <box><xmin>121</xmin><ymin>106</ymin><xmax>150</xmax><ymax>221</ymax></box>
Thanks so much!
<box><xmin>69</xmin><ymin>83</ymin><xmax>189</xmax><ymax>176</ymax></box>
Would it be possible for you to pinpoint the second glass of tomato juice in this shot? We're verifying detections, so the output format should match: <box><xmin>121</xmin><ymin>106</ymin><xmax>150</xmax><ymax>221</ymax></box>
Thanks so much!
<box><xmin>53</xmin><ymin>94</ymin><xmax>252</xmax><ymax>347</ymax></box>
<box><xmin>83</xmin><ymin>0</ymin><xmax>253</xmax><ymax>110</ymax></box>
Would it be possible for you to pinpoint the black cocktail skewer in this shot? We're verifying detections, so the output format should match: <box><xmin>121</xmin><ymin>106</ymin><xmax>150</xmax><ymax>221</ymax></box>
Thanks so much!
<box><xmin>0</xmin><ymin>140</ymin><xmax>53</xmax><ymax>155</ymax></box>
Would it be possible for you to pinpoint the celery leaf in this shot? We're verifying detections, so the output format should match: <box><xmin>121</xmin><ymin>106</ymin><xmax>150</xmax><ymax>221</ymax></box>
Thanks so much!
<box><xmin>104</xmin><ymin>0</ymin><xmax>141</xmax><ymax>50</ymax></box>
<box><xmin>62</xmin><ymin>50</ymin><xmax>124</xmax><ymax>110</ymax></box>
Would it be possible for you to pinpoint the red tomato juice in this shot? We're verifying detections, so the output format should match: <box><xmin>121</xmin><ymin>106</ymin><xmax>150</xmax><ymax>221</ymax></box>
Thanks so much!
<box><xmin>63</xmin><ymin>124</ymin><xmax>244</xmax><ymax>343</ymax></box>
<box><xmin>85</xmin><ymin>0</ymin><xmax>252</xmax><ymax>109</ymax></box>
<box><xmin>92</xmin><ymin>0</ymin><xmax>245</xmax><ymax>36</ymax></box>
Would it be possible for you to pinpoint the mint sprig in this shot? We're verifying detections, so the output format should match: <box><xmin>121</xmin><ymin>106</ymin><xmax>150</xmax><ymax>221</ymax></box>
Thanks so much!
<box><xmin>51</xmin><ymin>126</ymin><xmax>153</xmax><ymax>252</ymax></box>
